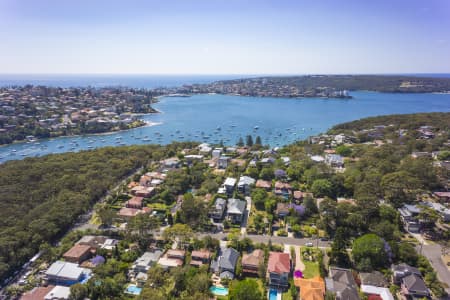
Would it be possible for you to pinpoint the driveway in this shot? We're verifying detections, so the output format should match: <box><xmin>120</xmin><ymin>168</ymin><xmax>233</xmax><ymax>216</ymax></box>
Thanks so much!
<box><xmin>240</xmin><ymin>196</ymin><xmax>252</xmax><ymax>235</ymax></box>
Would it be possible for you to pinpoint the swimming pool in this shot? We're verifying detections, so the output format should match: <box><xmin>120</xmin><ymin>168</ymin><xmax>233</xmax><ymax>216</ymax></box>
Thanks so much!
<box><xmin>269</xmin><ymin>289</ymin><xmax>278</xmax><ymax>300</ymax></box>
<box><xmin>210</xmin><ymin>286</ymin><xmax>229</xmax><ymax>296</ymax></box>
<box><xmin>125</xmin><ymin>284</ymin><xmax>142</xmax><ymax>295</ymax></box>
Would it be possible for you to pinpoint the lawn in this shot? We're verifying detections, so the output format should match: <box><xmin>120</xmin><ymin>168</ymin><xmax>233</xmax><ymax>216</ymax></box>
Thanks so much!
<box><xmin>300</xmin><ymin>247</ymin><xmax>321</xmax><ymax>279</ymax></box>
<box><xmin>282</xmin><ymin>289</ymin><xmax>293</xmax><ymax>300</ymax></box>
<box><xmin>302</xmin><ymin>260</ymin><xmax>320</xmax><ymax>278</ymax></box>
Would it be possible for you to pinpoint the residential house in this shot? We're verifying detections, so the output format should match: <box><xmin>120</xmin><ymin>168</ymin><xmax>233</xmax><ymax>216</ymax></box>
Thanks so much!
<box><xmin>311</xmin><ymin>155</ymin><xmax>325</xmax><ymax>163</ymax></box>
<box><xmin>423</xmin><ymin>201</ymin><xmax>450</xmax><ymax>222</ymax></box>
<box><xmin>359</xmin><ymin>271</ymin><xmax>388</xmax><ymax>287</ymax></box>
<box><xmin>242</xmin><ymin>249</ymin><xmax>264</xmax><ymax>276</ymax></box>
<box><xmin>139</xmin><ymin>175</ymin><xmax>152</xmax><ymax>187</ymax></box>
<box><xmin>256</xmin><ymin>179</ymin><xmax>272</xmax><ymax>191</ymax></box>
<box><xmin>62</xmin><ymin>244</ymin><xmax>92</xmax><ymax>264</ymax></box>
<box><xmin>227</xmin><ymin>198</ymin><xmax>246</xmax><ymax>224</ymax></box>
<box><xmin>274</xmin><ymin>181</ymin><xmax>292</xmax><ymax>198</ymax></box>
<box><xmin>294</xmin><ymin>276</ymin><xmax>325</xmax><ymax>300</ymax></box>
<box><xmin>158</xmin><ymin>249</ymin><xmax>186</xmax><ymax>269</ymax></box>
<box><xmin>392</xmin><ymin>264</ymin><xmax>421</xmax><ymax>285</ymax></box>
<box><xmin>131</xmin><ymin>186</ymin><xmax>156</xmax><ymax>198</ymax></box>
<box><xmin>212</xmin><ymin>148</ymin><xmax>222</xmax><ymax>159</ymax></box>
<box><xmin>276</xmin><ymin>202</ymin><xmax>290</xmax><ymax>218</ymax></box>
<box><xmin>210</xmin><ymin>247</ymin><xmax>240</xmax><ymax>279</ymax></box>
<box><xmin>267</xmin><ymin>252</ymin><xmax>291</xmax><ymax>290</ymax></box>
<box><xmin>117</xmin><ymin>207</ymin><xmax>151</xmax><ymax>219</ymax></box>
<box><xmin>45</xmin><ymin>261</ymin><xmax>91</xmax><ymax>286</ymax></box>
<box><xmin>126</xmin><ymin>196</ymin><xmax>144</xmax><ymax>209</ymax></box>
<box><xmin>131</xmin><ymin>250</ymin><xmax>163</xmax><ymax>275</ymax></box>
<box><xmin>209</xmin><ymin>198</ymin><xmax>227</xmax><ymax>221</ymax></box>
<box><xmin>434</xmin><ymin>191</ymin><xmax>450</xmax><ymax>203</ymax></box>
<box><xmin>400</xmin><ymin>273</ymin><xmax>430</xmax><ymax>299</ymax></box>
<box><xmin>185</xmin><ymin>154</ymin><xmax>204</xmax><ymax>163</ymax></box>
<box><xmin>281</xmin><ymin>156</ymin><xmax>290</xmax><ymax>166</ymax></box>
<box><xmin>223</xmin><ymin>177</ymin><xmax>237</xmax><ymax>195</ymax></box>
<box><xmin>293</xmin><ymin>191</ymin><xmax>303</xmax><ymax>203</ymax></box>
<box><xmin>325</xmin><ymin>154</ymin><xmax>344</xmax><ymax>168</ymax></box>
<box><xmin>238</xmin><ymin>175</ymin><xmax>256</xmax><ymax>195</ymax></box>
<box><xmin>325</xmin><ymin>267</ymin><xmax>359</xmax><ymax>300</ymax></box>
<box><xmin>261</xmin><ymin>157</ymin><xmax>276</xmax><ymax>165</ymax></box>
<box><xmin>76</xmin><ymin>235</ymin><xmax>118</xmax><ymax>250</ymax></box>
<box><xmin>162</xmin><ymin>157</ymin><xmax>181</xmax><ymax>169</ymax></box>
<box><xmin>44</xmin><ymin>286</ymin><xmax>71</xmax><ymax>300</ymax></box>
<box><xmin>218</xmin><ymin>156</ymin><xmax>230</xmax><ymax>169</ymax></box>
<box><xmin>20</xmin><ymin>286</ymin><xmax>55</xmax><ymax>300</ymax></box>
<box><xmin>190</xmin><ymin>250</ymin><xmax>211</xmax><ymax>267</ymax></box>
<box><xmin>360</xmin><ymin>285</ymin><xmax>394</xmax><ymax>300</ymax></box>
<box><xmin>398</xmin><ymin>204</ymin><xmax>421</xmax><ymax>232</ymax></box>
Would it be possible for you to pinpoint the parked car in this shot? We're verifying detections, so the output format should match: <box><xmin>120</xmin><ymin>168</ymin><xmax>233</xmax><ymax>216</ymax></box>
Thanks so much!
<box><xmin>305</xmin><ymin>242</ymin><xmax>313</xmax><ymax>247</ymax></box>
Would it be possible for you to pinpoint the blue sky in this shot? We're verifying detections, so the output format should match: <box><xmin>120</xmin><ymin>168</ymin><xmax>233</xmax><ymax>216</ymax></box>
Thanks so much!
<box><xmin>0</xmin><ymin>0</ymin><xmax>449</xmax><ymax>74</ymax></box>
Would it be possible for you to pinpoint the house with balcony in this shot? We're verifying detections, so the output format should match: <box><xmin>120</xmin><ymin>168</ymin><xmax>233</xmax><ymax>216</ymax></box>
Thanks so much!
<box><xmin>267</xmin><ymin>252</ymin><xmax>291</xmax><ymax>290</ymax></box>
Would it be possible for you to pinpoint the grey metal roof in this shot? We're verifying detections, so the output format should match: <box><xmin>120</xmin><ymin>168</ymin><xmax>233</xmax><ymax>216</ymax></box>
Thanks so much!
<box><xmin>227</xmin><ymin>198</ymin><xmax>246</xmax><ymax>214</ymax></box>
<box><xmin>219</xmin><ymin>248</ymin><xmax>239</xmax><ymax>270</ymax></box>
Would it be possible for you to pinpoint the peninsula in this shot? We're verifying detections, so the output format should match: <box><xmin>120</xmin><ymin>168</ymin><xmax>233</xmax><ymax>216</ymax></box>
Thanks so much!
<box><xmin>164</xmin><ymin>74</ymin><xmax>450</xmax><ymax>98</ymax></box>
<box><xmin>0</xmin><ymin>86</ymin><xmax>157</xmax><ymax>145</ymax></box>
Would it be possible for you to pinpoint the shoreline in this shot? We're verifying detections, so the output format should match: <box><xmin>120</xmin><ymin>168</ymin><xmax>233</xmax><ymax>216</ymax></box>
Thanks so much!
<box><xmin>0</xmin><ymin>118</ymin><xmax>162</xmax><ymax>148</ymax></box>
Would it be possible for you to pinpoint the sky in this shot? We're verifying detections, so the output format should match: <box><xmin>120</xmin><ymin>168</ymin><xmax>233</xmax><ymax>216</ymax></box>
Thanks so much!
<box><xmin>0</xmin><ymin>0</ymin><xmax>449</xmax><ymax>75</ymax></box>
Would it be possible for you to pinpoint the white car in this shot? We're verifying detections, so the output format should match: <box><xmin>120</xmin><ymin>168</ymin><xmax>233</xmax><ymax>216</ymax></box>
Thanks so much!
<box><xmin>305</xmin><ymin>242</ymin><xmax>313</xmax><ymax>247</ymax></box>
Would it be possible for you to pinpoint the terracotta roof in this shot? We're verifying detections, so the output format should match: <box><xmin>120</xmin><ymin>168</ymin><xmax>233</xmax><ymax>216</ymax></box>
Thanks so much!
<box><xmin>274</xmin><ymin>181</ymin><xmax>292</xmax><ymax>189</ymax></box>
<box><xmin>20</xmin><ymin>286</ymin><xmax>55</xmax><ymax>300</ymax></box>
<box><xmin>127</xmin><ymin>196</ymin><xmax>143</xmax><ymax>207</ymax></box>
<box><xmin>256</xmin><ymin>180</ymin><xmax>271</xmax><ymax>189</ymax></box>
<box><xmin>294</xmin><ymin>276</ymin><xmax>325</xmax><ymax>300</ymax></box>
<box><xmin>118</xmin><ymin>207</ymin><xmax>141</xmax><ymax>217</ymax></box>
<box><xmin>192</xmin><ymin>250</ymin><xmax>211</xmax><ymax>259</ymax></box>
<box><xmin>293</xmin><ymin>191</ymin><xmax>303</xmax><ymax>199</ymax></box>
<box><xmin>63</xmin><ymin>244</ymin><xmax>91</xmax><ymax>260</ymax></box>
<box><xmin>167</xmin><ymin>249</ymin><xmax>186</xmax><ymax>258</ymax></box>
<box><xmin>242</xmin><ymin>249</ymin><xmax>264</xmax><ymax>267</ymax></box>
<box><xmin>267</xmin><ymin>252</ymin><xmax>290</xmax><ymax>274</ymax></box>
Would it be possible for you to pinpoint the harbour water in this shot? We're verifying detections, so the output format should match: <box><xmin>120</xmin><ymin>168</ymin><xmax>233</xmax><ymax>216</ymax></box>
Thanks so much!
<box><xmin>1</xmin><ymin>91</ymin><xmax>449</xmax><ymax>164</ymax></box>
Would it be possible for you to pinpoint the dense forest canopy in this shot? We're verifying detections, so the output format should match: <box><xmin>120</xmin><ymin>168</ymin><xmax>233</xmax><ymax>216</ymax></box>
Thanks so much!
<box><xmin>211</xmin><ymin>75</ymin><xmax>450</xmax><ymax>93</ymax></box>
<box><xmin>330</xmin><ymin>112</ymin><xmax>450</xmax><ymax>132</ymax></box>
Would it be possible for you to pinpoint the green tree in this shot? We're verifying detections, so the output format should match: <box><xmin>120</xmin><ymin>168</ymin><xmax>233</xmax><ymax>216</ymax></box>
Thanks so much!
<box><xmin>352</xmin><ymin>233</ymin><xmax>387</xmax><ymax>271</ymax></box>
<box><xmin>229</xmin><ymin>278</ymin><xmax>263</xmax><ymax>300</ymax></box>
<box><xmin>381</xmin><ymin>171</ymin><xmax>421</xmax><ymax>207</ymax></box>
<box><xmin>255</xmin><ymin>136</ymin><xmax>262</xmax><ymax>145</ymax></box>
<box><xmin>246</xmin><ymin>135</ymin><xmax>254</xmax><ymax>147</ymax></box>
<box><xmin>69</xmin><ymin>283</ymin><xmax>88</xmax><ymax>300</ymax></box>
<box><xmin>336</xmin><ymin>145</ymin><xmax>352</xmax><ymax>157</ymax></box>
<box><xmin>311</xmin><ymin>179</ymin><xmax>333</xmax><ymax>198</ymax></box>
<box><xmin>237</xmin><ymin>137</ymin><xmax>244</xmax><ymax>147</ymax></box>
<box><xmin>329</xmin><ymin>227</ymin><xmax>350</xmax><ymax>268</ymax></box>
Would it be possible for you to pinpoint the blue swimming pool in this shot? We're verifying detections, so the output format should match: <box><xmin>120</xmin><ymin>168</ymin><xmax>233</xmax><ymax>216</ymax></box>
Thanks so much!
<box><xmin>269</xmin><ymin>289</ymin><xmax>278</xmax><ymax>300</ymax></box>
<box><xmin>126</xmin><ymin>285</ymin><xmax>142</xmax><ymax>295</ymax></box>
<box><xmin>210</xmin><ymin>286</ymin><xmax>229</xmax><ymax>296</ymax></box>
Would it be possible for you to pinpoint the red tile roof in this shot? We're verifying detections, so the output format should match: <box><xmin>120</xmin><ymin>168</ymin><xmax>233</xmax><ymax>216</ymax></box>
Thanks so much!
<box><xmin>20</xmin><ymin>286</ymin><xmax>55</xmax><ymax>300</ymax></box>
<box><xmin>267</xmin><ymin>252</ymin><xmax>290</xmax><ymax>274</ymax></box>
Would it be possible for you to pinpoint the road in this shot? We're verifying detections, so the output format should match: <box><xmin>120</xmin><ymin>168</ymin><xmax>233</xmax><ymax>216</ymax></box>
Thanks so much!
<box><xmin>418</xmin><ymin>243</ymin><xmax>450</xmax><ymax>296</ymax></box>
<box><xmin>201</xmin><ymin>232</ymin><xmax>331</xmax><ymax>248</ymax></box>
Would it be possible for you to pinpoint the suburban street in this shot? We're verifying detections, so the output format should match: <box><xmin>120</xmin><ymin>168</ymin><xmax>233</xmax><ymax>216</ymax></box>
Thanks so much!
<box><xmin>201</xmin><ymin>232</ymin><xmax>331</xmax><ymax>248</ymax></box>
<box><xmin>418</xmin><ymin>243</ymin><xmax>450</xmax><ymax>297</ymax></box>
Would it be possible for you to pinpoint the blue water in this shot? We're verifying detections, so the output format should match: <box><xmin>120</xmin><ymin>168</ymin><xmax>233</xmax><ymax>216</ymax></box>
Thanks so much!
<box><xmin>0</xmin><ymin>91</ymin><xmax>449</xmax><ymax>164</ymax></box>
<box><xmin>269</xmin><ymin>289</ymin><xmax>278</xmax><ymax>300</ymax></box>
<box><xmin>210</xmin><ymin>286</ymin><xmax>229</xmax><ymax>296</ymax></box>
<box><xmin>126</xmin><ymin>285</ymin><xmax>142</xmax><ymax>295</ymax></box>
<box><xmin>0</xmin><ymin>74</ymin><xmax>246</xmax><ymax>88</ymax></box>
